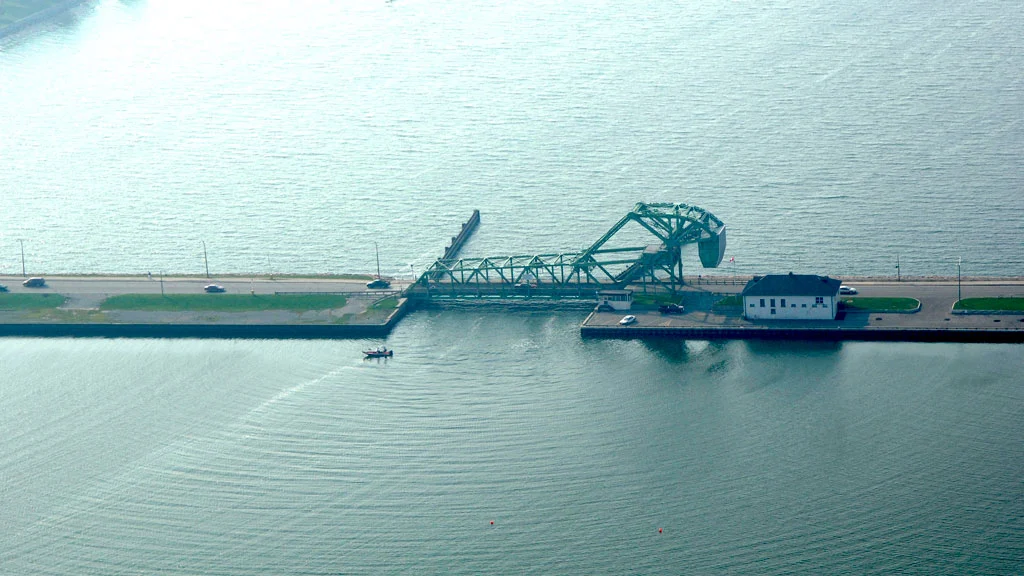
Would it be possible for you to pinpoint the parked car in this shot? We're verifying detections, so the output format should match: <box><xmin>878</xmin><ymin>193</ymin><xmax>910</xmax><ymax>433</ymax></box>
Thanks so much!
<box><xmin>0</xmin><ymin>284</ymin><xmax>8</xmax><ymax>292</ymax></box>
<box><xmin>658</xmin><ymin>303</ymin><xmax>685</xmax><ymax>314</ymax></box>
<box><xmin>366</xmin><ymin>278</ymin><xmax>391</xmax><ymax>289</ymax></box>
<box><xmin>619</xmin><ymin>315</ymin><xmax>637</xmax><ymax>326</ymax></box>
<box><xmin>204</xmin><ymin>284</ymin><xmax>226</xmax><ymax>293</ymax></box>
<box><xmin>22</xmin><ymin>277</ymin><xmax>46</xmax><ymax>288</ymax></box>
<box><xmin>839</xmin><ymin>285</ymin><xmax>858</xmax><ymax>295</ymax></box>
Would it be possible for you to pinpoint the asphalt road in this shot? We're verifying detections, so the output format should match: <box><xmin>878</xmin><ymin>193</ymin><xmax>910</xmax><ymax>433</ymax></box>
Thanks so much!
<box><xmin>0</xmin><ymin>275</ymin><xmax>405</xmax><ymax>295</ymax></box>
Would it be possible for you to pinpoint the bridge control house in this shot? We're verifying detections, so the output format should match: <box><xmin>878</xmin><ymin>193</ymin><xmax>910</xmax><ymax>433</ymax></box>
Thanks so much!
<box><xmin>741</xmin><ymin>274</ymin><xmax>842</xmax><ymax>320</ymax></box>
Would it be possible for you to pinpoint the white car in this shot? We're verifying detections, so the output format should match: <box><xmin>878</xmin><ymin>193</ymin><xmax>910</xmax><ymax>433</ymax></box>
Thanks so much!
<box><xmin>619</xmin><ymin>315</ymin><xmax>637</xmax><ymax>325</ymax></box>
<box><xmin>839</xmin><ymin>285</ymin><xmax>858</xmax><ymax>295</ymax></box>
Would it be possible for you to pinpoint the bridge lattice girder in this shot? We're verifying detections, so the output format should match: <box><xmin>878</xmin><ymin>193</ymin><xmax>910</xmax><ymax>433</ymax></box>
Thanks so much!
<box><xmin>418</xmin><ymin>202</ymin><xmax>726</xmax><ymax>295</ymax></box>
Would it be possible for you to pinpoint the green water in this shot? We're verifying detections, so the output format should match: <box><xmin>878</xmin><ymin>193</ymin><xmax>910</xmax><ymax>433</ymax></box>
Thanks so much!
<box><xmin>1</xmin><ymin>313</ymin><xmax>1021</xmax><ymax>574</ymax></box>
<box><xmin>1</xmin><ymin>0</ymin><xmax>1022</xmax><ymax>572</ymax></box>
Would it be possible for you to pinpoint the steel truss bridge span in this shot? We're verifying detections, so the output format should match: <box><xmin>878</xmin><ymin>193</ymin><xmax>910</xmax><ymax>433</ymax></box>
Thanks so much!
<box><xmin>414</xmin><ymin>202</ymin><xmax>726</xmax><ymax>298</ymax></box>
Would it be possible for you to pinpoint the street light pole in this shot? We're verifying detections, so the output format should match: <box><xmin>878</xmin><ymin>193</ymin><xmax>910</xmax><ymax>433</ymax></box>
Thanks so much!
<box><xmin>160</xmin><ymin>271</ymin><xmax>165</xmax><ymax>296</ymax></box>
<box><xmin>202</xmin><ymin>241</ymin><xmax>210</xmax><ymax>278</ymax></box>
<box><xmin>896</xmin><ymin>253</ymin><xmax>900</xmax><ymax>282</ymax></box>
<box><xmin>957</xmin><ymin>256</ymin><xmax>962</xmax><ymax>303</ymax></box>
<box><xmin>19</xmin><ymin>239</ymin><xmax>26</xmax><ymax>277</ymax></box>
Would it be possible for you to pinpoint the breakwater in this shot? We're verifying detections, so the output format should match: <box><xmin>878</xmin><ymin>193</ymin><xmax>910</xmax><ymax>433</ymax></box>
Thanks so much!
<box><xmin>441</xmin><ymin>209</ymin><xmax>480</xmax><ymax>260</ymax></box>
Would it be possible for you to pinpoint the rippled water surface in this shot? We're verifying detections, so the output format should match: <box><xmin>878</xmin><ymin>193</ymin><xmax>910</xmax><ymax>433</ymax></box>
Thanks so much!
<box><xmin>1</xmin><ymin>1</ymin><xmax>1023</xmax><ymax>573</ymax></box>
<box><xmin>1</xmin><ymin>0</ymin><xmax>1021</xmax><ymax>277</ymax></box>
<box><xmin>2</xmin><ymin>315</ymin><xmax>1023</xmax><ymax>575</ymax></box>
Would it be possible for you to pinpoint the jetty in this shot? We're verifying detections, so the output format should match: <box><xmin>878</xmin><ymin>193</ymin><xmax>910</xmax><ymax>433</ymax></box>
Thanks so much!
<box><xmin>2</xmin><ymin>204</ymin><xmax>1022</xmax><ymax>342</ymax></box>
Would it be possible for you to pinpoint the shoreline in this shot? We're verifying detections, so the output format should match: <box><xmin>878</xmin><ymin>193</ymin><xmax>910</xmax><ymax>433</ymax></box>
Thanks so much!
<box><xmin>2</xmin><ymin>275</ymin><xmax>1022</xmax><ymax>341</ymax></box>
<box><xmin>0</xmin><ymin>0</ymin><xmax>89</xmax><ymax>40</ymax></box>
<box><xmin>581</xmin><ymin>323</ymin><xmax>1024</xmax><ymax>344</ymax></box>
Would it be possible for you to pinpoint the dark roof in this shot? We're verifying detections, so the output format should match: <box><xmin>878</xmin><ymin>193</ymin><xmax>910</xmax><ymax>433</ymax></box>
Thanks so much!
<box><xmin>741</xmin><ymin>273</ymin><xmax>841</xmax><ymax>297</ymax></box>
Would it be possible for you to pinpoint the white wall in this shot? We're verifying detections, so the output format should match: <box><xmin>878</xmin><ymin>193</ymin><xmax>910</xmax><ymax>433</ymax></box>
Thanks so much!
<box><xmin>743</xmin><ymin>294</ymin><xmax>836</xmax><ymax>320</ymax></box>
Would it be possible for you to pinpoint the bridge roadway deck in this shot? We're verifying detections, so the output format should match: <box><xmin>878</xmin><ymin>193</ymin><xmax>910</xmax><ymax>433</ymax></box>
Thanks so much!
<box><xmin>584</xmin><ymin>279</ymin><xmax>1024</xmax><ymax>342</ymax></box>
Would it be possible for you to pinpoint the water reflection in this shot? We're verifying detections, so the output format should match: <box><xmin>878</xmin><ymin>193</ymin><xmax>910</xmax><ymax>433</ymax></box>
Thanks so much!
<box><xmin>641</xmin><ymin>338</ymin><xmax>728</xmax><ymax>365</ymax></box>
<box><xmin>742</xmin><ymin>338</ymin><xmax>843</xmax><ymax>357</ymax></box>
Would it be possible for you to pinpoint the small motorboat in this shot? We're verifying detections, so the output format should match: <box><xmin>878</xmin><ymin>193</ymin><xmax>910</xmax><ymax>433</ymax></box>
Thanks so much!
<box><xmin>364</xmin><ymin>346</ymin><xmax>393</xmax><ymax>358</ymax></box>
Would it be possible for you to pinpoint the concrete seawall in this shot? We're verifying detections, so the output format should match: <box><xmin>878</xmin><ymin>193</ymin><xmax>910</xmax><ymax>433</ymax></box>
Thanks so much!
<box><xmin>581</xmin><ymin>324</ymin><xmax>1024</xmax><ymax>344</ymax></box>
<box><xmin>0</xmin><ymin>322</ymin><xmax>391</xmax><ymax>339</ymax></box>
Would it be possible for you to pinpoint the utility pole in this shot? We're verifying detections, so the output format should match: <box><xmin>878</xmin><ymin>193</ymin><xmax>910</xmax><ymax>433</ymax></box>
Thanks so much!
<box><xmin>896</xmin><ymin>253</ymin><xmax>900</xmax><ymax>282</ymax></box>
<box><xmin>19</xmin><ymin>239</ymin><xmax>26</xmax><ymax>277</ymax></box>
<box><xmin>957</xmin><ymin>256</ymin><xmax>962</xmax><ymax>303</ymax></box>
<box><xmin>202</xmin><ymin>240</ymin><xmax>210</xmax><ymax>278</ymax></box>
<box><xmin>160</xmin><ymin>271</ymin><xmax>165</xmax><ymax>296</ymax></box>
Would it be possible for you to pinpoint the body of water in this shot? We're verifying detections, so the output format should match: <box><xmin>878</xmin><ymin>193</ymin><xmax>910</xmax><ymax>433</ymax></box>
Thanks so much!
<box><xmin>1</xmin><ymin>0</ymin><xmax>1021</xmax><ymax>277</ymax></box>
<box><xmin>1</xmin><ymin>317</ymin><xmax>1023</xmax><ymax>574</ymax></box>
<box><xmin>1</xmin><ymin>1</ymin><xmax>1022</xmax><ymax>573</ymax></box>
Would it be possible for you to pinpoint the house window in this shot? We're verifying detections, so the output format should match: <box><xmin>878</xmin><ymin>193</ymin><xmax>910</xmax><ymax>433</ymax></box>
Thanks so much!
<box><xmin>760</xmin><ymin>299</ymin><xmax>765</xmax><ymax>308</ymax></box>
<box><xmin>770</xmin><ymin>298</ymin><xmax>776</xmax><ymax>308</ymax></box>
<box><xmin>792</xmin><ymin>304</ymin><xmax>796</xmax><ymax>308</ymax></box>
<box><xmin>815</xmin><ymin>297</ymin><xmax>824</xmax><ymax>304</ymax></box>
<box><xmin>801</xmin><ymin>304</ymin><xmax>807</xmax><ymax>308</ymax></box>
<box><xmin>770</xmin><ymin>308</ymin><xmax>776</xmax><ymax>314</ymax></box>
<box><xmin>781</xmin><ymin>298</ymin><xmax>787</xmax><ymax>308</ymax></box>
<box><xmin>750</xmin><ymin>303</ymin><xmax>755</xmax><ymax>307</ymax></box>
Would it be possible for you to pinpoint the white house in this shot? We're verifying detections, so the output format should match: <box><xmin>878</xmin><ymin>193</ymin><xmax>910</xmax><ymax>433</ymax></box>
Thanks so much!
<box><xmin>597</xmin><ymin>289</ymin><xmax>633</xmax><ymax>311</ymax></box>
<box><xmin>741</xmin><ymin>273</ymin><xmax>842</xmax><ymax>320</ymax></box>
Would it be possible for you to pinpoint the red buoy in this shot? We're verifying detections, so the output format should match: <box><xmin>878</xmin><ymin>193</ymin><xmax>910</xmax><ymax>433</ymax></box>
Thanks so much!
<box><xmin>490</xmin><ymin>520</ymin><xmax>494</xmax><ymax>525</ymax></box>
<box><xmin>658</xmin><ymin>528</ymin><xmax>663</xmax><ymax>533</ymax></box>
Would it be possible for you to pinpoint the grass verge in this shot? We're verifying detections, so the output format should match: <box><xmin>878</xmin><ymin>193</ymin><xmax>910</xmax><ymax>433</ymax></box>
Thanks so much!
<box><xmin>0</xmin><ymin>293</ymin><xmax>67</xmax><ymax>310</ymax></box>
<box><xmin>632</xmin><ymin>293</ymin><xmax>682</xmax><ymax>306</ymax></box>
<box><xmin>953</xmin><ymin>297</ymin><xmax>1024</xmax><ymax>312</ymax></box>
<box><xmin>369</xmin><ymin>296</ymin><xmax>399</xmax><ymax>310</ymax></box>
<box><xmin>714</xmin><ymin>295</ymin><xmax>743</xmax><ymax>307</ymax></box>
<box><xmin>841</xmin><ymin>297</ymin><xmax>919</xmax><ymax>311</ymax></box>
<box><xmin>100</xmin><ymin>294</ymin><xmax>348</xmax><ymax>312</ymax></box>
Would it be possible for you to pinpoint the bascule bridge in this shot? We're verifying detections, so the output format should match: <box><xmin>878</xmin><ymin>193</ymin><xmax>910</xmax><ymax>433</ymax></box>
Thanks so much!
<box><xmin>410</xmin><ymin>202</ymin><xmax>726</xmax><ymax>299</ymax></box>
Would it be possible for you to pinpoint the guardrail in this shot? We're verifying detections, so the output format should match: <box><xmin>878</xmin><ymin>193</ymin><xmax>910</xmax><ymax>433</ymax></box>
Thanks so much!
<box><xmin>693</xmin><ymin>277</ymin><xmax>749</xmax><ymax>285</ymax></box>
<box><xmin>274</xmin><ymin>290</ymin><xmax>402</xmax><ymax>297</ymax></box>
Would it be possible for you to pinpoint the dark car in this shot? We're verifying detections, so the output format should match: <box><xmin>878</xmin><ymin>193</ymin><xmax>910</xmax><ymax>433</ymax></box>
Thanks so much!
<box><xmin>204</xmin><ymin>284</ymin><xmax>226</xmax><ymax>293</ymax></box>
<box><xmin>658</xmin><ymin>303</ymin><xmax>685</xmax><ymax>314</ymax></box>
<box><xmin>23</xmin><ymin>277</ymin><xmax>46</xmax><ymax>288</ymax></box>
<box><xmin>0</xmin><ymin>284</ymin><xmax>8</xmax><ymax>292</ymax></box>
<box><xmin>366</xmin><ymin>278</ymin><xmax>391</xmax><ymax>289</ymax></box>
